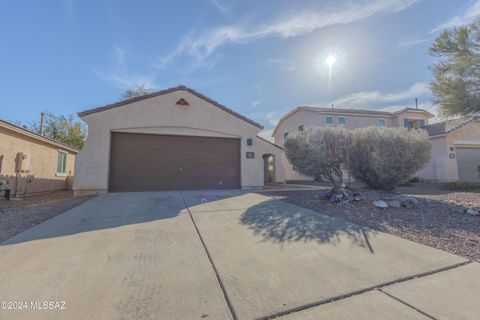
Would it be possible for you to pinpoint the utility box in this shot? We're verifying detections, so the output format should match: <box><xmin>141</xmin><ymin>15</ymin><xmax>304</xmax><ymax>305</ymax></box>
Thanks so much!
<box><xmin>15</xmin><ymin>152</ymin><xmax>31</xmax><ymax>172</ymax></box>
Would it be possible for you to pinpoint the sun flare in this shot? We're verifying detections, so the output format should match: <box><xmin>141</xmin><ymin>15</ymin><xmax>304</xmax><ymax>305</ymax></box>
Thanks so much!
<box><xmin>326</xmin><ymin>55</ymin><xmax>336</xmax><ymax>68</ymax></box>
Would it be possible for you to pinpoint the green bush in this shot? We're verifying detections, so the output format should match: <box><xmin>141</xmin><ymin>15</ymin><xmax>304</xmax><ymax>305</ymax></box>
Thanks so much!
<box><xmin>443</xmin><ymin>181</ymin><xmax>480</xmax><ymax>191</ymax></box>
<box><xmin>349</xmin><ymin>127</ymin><xmax>431</xmax><ymax>190</ymax></box>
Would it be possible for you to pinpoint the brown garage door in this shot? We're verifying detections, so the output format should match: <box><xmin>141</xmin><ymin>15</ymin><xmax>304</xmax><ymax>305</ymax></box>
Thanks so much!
<box><xmin>109</xmin><ymin>132</ymin><xmax>241</xmax><ymax>191</ymax></box>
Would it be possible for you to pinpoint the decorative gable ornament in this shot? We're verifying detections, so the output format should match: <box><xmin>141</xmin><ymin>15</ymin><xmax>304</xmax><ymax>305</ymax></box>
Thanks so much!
<box><xmin>176</xmin><ymin>98</ymin><xmax>189</xmax><ymax>106</ymax></box>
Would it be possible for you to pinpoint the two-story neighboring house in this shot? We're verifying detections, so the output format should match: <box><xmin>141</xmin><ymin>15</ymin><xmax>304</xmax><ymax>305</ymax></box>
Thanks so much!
<box><xmin>272</xmin><ymin>106</ymin><xmax>434</xmax><ymax>181</ymax></box>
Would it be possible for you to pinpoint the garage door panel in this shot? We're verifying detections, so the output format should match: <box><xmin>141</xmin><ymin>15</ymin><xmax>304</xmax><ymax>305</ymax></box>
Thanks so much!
<box><xmin>456</xmin><ymin>147</ymin><xmax>480</xmax><ymax>182</ymax></box>
<box><xmin>109</xmin><ymin>133</ymin><xmax>241</xmax><ymax>191</ymax></box>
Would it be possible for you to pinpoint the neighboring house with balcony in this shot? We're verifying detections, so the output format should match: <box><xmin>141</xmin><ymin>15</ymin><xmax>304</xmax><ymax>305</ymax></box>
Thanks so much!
<box><xmin>0</xmin><ymin>120</ymin><xmax>78</xmax><ymax>197</ymax></box>
<box><xmin>272</xmin><ymin>106</ymin><xmax>434</xmax><ymax>181</ymax></box>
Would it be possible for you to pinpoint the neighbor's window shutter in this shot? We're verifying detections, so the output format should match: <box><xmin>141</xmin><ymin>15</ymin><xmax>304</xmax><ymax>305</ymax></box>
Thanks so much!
<box><xmin>404</xmin><ymin>119</ymin><xmax>409</xmax><ymax>128</ymax></box>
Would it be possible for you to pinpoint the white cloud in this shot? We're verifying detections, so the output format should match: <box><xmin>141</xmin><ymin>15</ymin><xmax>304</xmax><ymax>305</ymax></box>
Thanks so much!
<box><xmin>257</xmin><ymin>129</ymin><xmax>274</xmax><ymax>142</ymax></box>
<box><xmin>266</xmin><ymin>111</ymin><xmax>286</xmax><ymax>127</ymax></box>
<box><xmin>397</xmin><ymin>36</ymin><xmax>430</xmax><ymax>47</ymax></box>
<box><xmin>94</xmin><ymin>46</ymin><xmax>158</xmax><ymax>90</ymax></box>
<box><xmin>209</xmin><ymin>0</ymin><xmax>232</xmax><ymax>16</ymax></box>
<box><xmin>63</xmin><ymin>0</ymin><xmax>74</xmax><ymax>18</ymax></box>
<box><xmin>265</xmin><ymin>58</ymin><xmax>296</xmax><ymax>71</ymax></box>
<box><xmin>325</xmin><ymin>82</ymin><xmax>431</xmax><ymax>108</ymax></box>
<box><xmin>94</xmin><ymin>70</ymin><xmax>157</xmax><ymax>90</ymax></box>
<box><xmin>157</xmin><ymin>0</ymin><xmax>420</xmax><ymax>65</ymax></box>
<box><xmin>252</xmin><ymin>100</ymin><xmax>261</xmax><ymax>107</ymax></box>
<box><xmin>431</xmin><ymin>0</ymin><xmax>480</xmax><ymax>33</ymax></box>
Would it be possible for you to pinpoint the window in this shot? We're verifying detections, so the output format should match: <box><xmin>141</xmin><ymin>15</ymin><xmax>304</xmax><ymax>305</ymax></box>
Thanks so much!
<box><xmin>298</xmin><ymin>125</ymin><xmax>304</xmax><ymax>132</ymax></box>
<box><xmin>57</xmin><ymin>151</ymin><xmax>67</xmax><ymax>174</ymax></box>
<box><xmin>246</xmin><ymin>152</ymin><xmax>255</xmax><ymax>159</ymax></box>
<box><xmin>403</xmin><ymin>119</ymin><xmax>425</xmax><ymax>129</ymax></box>
<box><xmin>326</xmin><ymin>116</ymin><xmax>334</xmax><ymax>125</ymax></box>
<box><xmin>338</xmin><ymin>117</ymin><xmax>346</xmax><ymax>126</ymax></box>
<box><xmin>284</xmin><ymin>132</ymin><xmax>289</xmax><ymax>139</ymax></box>
<box><xmin>377</xmin><ymin>119</ymin><xmax>385</xmax><ymax>127</ymax></box>
<box><xmin>246</xmin><ymin>138</ymin><xmax>253</xmax><ymax>146</ymax></box>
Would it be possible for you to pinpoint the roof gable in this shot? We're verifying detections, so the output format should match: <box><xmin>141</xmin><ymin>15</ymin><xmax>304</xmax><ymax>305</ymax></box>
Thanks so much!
<box><xmin>78</xmin><ymin>85</ymin><xmax>263</xmax><ymax>129</ymax></box>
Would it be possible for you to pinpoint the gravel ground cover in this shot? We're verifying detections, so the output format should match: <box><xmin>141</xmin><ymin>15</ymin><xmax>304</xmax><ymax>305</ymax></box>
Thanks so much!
<box><xmin>265</xmin><ymin>183</ymin><xmax>480</xmax><ymax>260</ymax></box>
<box><xmin>0</xmin><ymin>191</ymin><xmax>92</xmax><ymax>242</ymax></box>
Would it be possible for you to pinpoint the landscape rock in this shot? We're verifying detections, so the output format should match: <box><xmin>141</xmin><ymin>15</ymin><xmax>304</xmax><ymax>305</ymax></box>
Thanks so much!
<box><xmin>400</xmin><ymin>196</ymin><xmax>418</xmax><ymax>209</ymax></box>
<box><xmin>318</xmin><ymin>191</ymin><xmax>329</xmax><ymax>200</ymax></box>
<box><xmin>388</xmin><ymin>199</ymin><xmax>401</xmax><ymax>208</ymax></box>
<box><xmin>373</xmin><ymin>200</ymin><xmax>389</xmax><ymax>208</ymax></box>
<box><xmin>329</xmin><ymin>193</ymin><xmax>344</xmax><ymax>203</ymax></box>
<box><xmin>353</xmin><ymin>193</ymin><xmax>362</xmax><ymax>201</ymax></box>
<box><xmin>466</xmin><ymin>208</ymin><xmax>480</xmax><ymax>216</ymax></box>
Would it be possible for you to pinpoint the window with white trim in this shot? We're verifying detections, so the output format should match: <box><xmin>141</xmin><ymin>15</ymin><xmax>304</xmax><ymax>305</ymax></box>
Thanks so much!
<box><xmin>57</xmin><ymin>151</ymin><xmax>67</xmax><ymax>174</ymax></box>
<box><xmin>377</xmin><ymin>119</ymin><xmax>385</xmax><ymax>127</ymax></box>
<box><xmin>326</xmin><ymin>116</ymin><xmax>334</xmax><ymax>125</ymax></box>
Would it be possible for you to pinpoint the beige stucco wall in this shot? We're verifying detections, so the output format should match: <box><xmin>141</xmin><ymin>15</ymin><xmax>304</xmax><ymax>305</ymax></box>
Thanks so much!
<box><xmin>416</xmin><ymin>136</ymin><xmax>452</xmax><ymax>181</ymax></box>
<box><xmin>417</xmin><ymin>119</ymin><xmax>480</xmax><ymax>181</ymax></box>
<box><xmin>273</xmin><ymin>110</ymin><xmax>395</xmax><ymax>147</ymax></box>
<box><xmin>394</xmin><ymin>110</ymin><xmax>431</xmax><ymax>127</ymax></box>
<box><xmin>73</xmin><ymin>90</ymin><xmax>285</xmax><ymax>195</ymax></box>
<box><xmin>274</xmin><ymin>108</ymin><xmax>432</xmax><ymax>181</ymax></box>
<box><xmin>0</xmin><ymin>127</ymin><xmax>76</xmax><ymax>196</ymax></box>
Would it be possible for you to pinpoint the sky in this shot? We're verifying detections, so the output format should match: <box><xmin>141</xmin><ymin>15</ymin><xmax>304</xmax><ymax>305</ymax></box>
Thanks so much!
<box><xmin>0</xmin><ymin>0</ymin><xmax>478</xmax><ymax>137</ymax></box>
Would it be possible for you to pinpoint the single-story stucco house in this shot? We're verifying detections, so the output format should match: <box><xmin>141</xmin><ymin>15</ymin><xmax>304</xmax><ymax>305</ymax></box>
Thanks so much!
<box><xmin>0</xmin><ymin>120</ymin><xmax>78</xmax><ymax>197</ymax></box>
<box><xmin>73</xmin><ymin>85</ymin><xmax>285</xmax><ymax>196</ymax></box>
<box><xmin>417</xmin><ymin>115</ymin><xmax>480</xmax><ymax>182</ymax></box>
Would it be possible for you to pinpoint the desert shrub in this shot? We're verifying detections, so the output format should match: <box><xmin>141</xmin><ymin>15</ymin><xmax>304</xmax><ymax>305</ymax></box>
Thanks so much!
<box><xmin>409</xmin><ymin>176</ymin><xmax>422</xmax><ymax>183</ymax></box>
<box><xmin>349</xmin><ymin>127</ymin><xmax>431</xmax><ymax>190</ymax></box>
<box><xmin>284</xmin><ymin>127</ymin><xmax>352</xmax><ymax>187</ymax></box>
<box><xmin>399</xmin><ymin>176</ymin><xmax>423</xmax><ymax>186</ymax></box>
<box><xmin>443</xmin><ymin>181</ymin><xmax>480</xmax><ymax>191</ymax></box>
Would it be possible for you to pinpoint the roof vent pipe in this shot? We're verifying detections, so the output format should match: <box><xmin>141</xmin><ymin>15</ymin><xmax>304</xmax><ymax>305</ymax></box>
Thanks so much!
<box><xmin>39</xmin><ymin>112</ymin><xmax>45</xmax><ymax>136</ymax></box>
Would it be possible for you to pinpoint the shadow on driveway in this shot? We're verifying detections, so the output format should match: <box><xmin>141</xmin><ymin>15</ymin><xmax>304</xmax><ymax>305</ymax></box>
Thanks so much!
<box><xmin>240</xmin><ymin>198</ymin><xmax>374</xmax><ymax>249</ymax></box>
<box><xmin>0</xmin><ymin>190</ymin><xmax>254</xmax><ymax>246</ymax></box>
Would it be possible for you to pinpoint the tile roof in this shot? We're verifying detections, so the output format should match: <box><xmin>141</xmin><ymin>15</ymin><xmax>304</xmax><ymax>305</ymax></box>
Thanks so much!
<box><xmin>421</xmin><ymin>116</ymin><xmax>478</xmax><ymax>136</ymax></box>
<box><xmin>0</xmin><ymin>120</ymin><xmax>79</xmax><ymax>153</ymax></box>
<box><xmin>78</xmin><ymin>85</ymin><xmax>264</xmax><ymax>129</ymax></box>
<box><xmin>256</xmin><ymin>135</ymin><xmax>284</xmax><ymax>150</ymax></box>
<box><xmin>304</xmin><ymin>106</ymin><xmax>434</xmax><ymax>117</ymax></box>
<box><xmin>302</xmin><ymin>106</ymin><xmax>394</xmax><ymax>116</ymax></box>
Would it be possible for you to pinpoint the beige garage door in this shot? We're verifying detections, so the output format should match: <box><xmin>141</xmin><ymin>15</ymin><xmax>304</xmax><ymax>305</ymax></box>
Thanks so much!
<box><xmin>456</xmin><ymin>147</ymin><xmax>480</xmax><ymax>181</ymax></box>
<box><xmin>109</xmin><ymin>132</ymin><xmax>241</xmax><ymax>191</ymax></box>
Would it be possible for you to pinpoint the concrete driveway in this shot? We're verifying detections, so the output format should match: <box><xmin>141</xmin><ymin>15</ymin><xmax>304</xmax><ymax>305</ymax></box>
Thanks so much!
<box><xmin>0</xmin><ymin>190</ymin><xmax>478</xmax><ymax>320</ymax></box>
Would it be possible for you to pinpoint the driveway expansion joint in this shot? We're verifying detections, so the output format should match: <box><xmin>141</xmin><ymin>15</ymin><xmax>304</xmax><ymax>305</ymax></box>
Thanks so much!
<box><xmin>255</xmin><ymin>260</ymin><xmax>473</xmax><ymax>320</ymax></box>
<box><xmin>179</xmin><ymin>191</ymin><xmax>238</xmax><ymax>320</ymax></box>
<box><xmin>377</xmin><ymin>289</ymin><xmax>438</xmax><ymax>320</ymax></box>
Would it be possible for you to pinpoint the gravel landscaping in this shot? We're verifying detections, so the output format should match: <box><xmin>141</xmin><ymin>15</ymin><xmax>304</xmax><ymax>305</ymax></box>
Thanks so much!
<box><xmin>0</xmin><ymin>191</ymin><xmax>92</xmax><ymax>243</ymax></box>
<box><xmin>265</xmin><ymin>183</ymin><xmax>480</xmax><ymax>260</ymax></box>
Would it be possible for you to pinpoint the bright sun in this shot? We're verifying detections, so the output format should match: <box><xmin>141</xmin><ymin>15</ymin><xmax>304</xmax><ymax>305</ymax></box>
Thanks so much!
<box><xmin>326</xmin><ymin>55</ymin><xmax>336</xmax><ymax>68</ymax></box>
